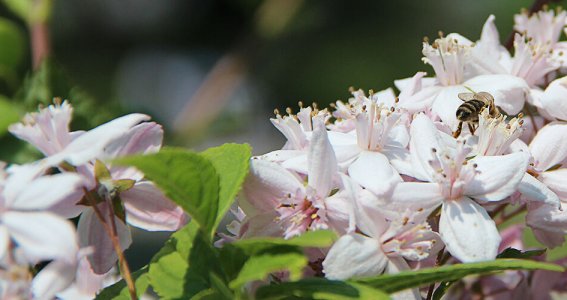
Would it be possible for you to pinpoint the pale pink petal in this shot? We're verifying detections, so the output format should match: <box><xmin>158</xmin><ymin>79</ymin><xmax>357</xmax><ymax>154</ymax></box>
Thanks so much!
<box><xmin>102</xmin><ymin>122</ymin><xmax>163</xmax><ymax>159</ymax></box>
<box><xmin>7</xmin><ymin>173</ymin><xmax>84</xmax><ymax>211</ymax></box>
<box><xmin>439</xmin><ymin>197</ymin><xmax>501</xmax><ymax>262</ymax></box>
<box><xmin>240</xmin><ymin>211</ymin><xmax>283</xmax><ymax>238</ymax></box>
<box><xmin>518</xmin><ymin>173</ymin><xmax>560</xmax><ymax>206</ymax></box>
<box><xmin>324</xmin><ymin>190</ymin><xmax>353</xmax><ymax>235</ymax></box>
<box><xmin>32</xmin><ymin>259</ymin><xmax>76</xmax><ymax>300</ymax></box>
<box><xmin>540</xmin><ymin>169</ymin><xmax>567</xmax><ymax>200</ymax></box>
<box><xmin>3</xmin><ymin>163</ymin><xmax>47</xmax><ymax>204</ymax></box>
<box><xmin>529</xmin><ymin>122</ymin><xmax>567</xmax><ymax>170</ymax></box>
<box><xmin>382</xmin><ymin>146</ymin><xmax>414</xmax><ymax>178</ymax></box>
<box><xmin>46</xmin><ymin>113</ymin><xmax>150</xmax><ymax>167</ymax></box>
<box><xmin>348</xmin><ymin>151</ymin><xmax>401</xmax><ymax>196</ymax></box>
<box><xmin>122</xmin><ymin>181</ymin><xmax>187</xmax><ymax>231</ymax></box>
<box><xmin>532</xmin><ymin>227</ymin><xmax>565</xmax><ymax>248</ymax></box>
<box><xmin>519</xmin><ymin>115</ymin><xmax>545</xmax><ymax>143</ymax></box>
<box><xmin>540</xmin><ymin>76</ymin><xmax>567</xmax><ymax>121</ymax></box>
<box><xmin>464</xmin><ymin>74</ymin><xmax>530</xmax><ymax>115</ymax></box>
<box><xmin>410</xmin><ymin>114</ymin><xmax>456</xmax><ymax>181</ymax></box>
<box><xmin>431</xmin><ymin>86</ymin><xmax>468</xmax><ymax>129</ymax></box>
<box><xmin>0</xmin><ymin>226</ymin><xmax>9</xmax><ymax>260</ymax></box>
<box><xmin>242</xmin><ymin>159</ymin><xmax>304</xmax><ymax>212</ymax></box>
<box><xmin>465</xmin><ymin>152</ymin><xmax>529</xmax><ymax>201</ymax></box>
<box><xmin>390</xmin><ymin>182</ymin><xmax>445</xmax><ymax>211</ymax></box>
<box><xmin>78</xmin><ymin>208</ymin><xmax>132</xmax><ymax>274</ymax></box>
<box><xmin>386</xmin><ymin>257</ymin><xmax>422</xmax><ymax>300</ymax></box>
<box><xmin>4</xmin><ymin>211</ymin><xmax>77</xmax><ymax>263</ymax></box>
<box><xmin>307</xmin><ymin>121</ymin><xmax>337</xmax><ymax>197</ymax></box>
<box><xmin>258</xmin><ymin>150</ymin><xmax>305</xmax><ymax>163</ymax></box>
<box><xmin>281</xmin><ymin>154</ymin><xmax>308</xmax><ymax>174</ymax></box>
<box><xmin>8</xmin><ymin>101</ymin><xmax>73</xmax><ymax>157</ymax></box>
<box><xmin>322</xmin><ymin>234</ymin><xmax>388</xmax><ymax>280</ymax></box>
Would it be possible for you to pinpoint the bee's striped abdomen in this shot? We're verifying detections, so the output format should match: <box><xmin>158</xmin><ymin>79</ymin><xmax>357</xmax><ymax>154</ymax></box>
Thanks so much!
<box><xmin>456</xmin><ymin>99</ymin><xmax>485</xmax><ymax>122</ymax></box>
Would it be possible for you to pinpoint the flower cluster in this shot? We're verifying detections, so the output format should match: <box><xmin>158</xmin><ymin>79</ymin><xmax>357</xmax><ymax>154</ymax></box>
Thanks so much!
<box><xmin>0</xmin><ymin>100</ymin><xmax>187</xmax><ymax>299</ymax></box>
<box><xmin>234</xmin><ymin>8</ymin><xmax>567</xmax><ymax>298</ymax></box>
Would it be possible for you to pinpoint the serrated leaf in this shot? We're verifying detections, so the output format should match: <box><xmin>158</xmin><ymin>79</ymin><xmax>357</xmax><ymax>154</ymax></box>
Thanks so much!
<box><xmin>353</xmin><ymin>259</ymin><xmax>564</xmax><ymax>293</ymax></box>
<box><xmin>200</xmin><ymin>143</ymin><xmax>251</xmax><ymax>239</ymax></box>
<box><xmin>232</xmin><ymin>230</ymin><xmax>338</xmax><ymax>255</ymax></box>
<box><xmin>255</xmin><ymin>278</ymin><xmax>390</xmax><ymax>300</ymax></box>
<box><xmin>149</xmin><ymin>222</ymin><xmax>226</xmax><ymax>299</ymax></box>
<box><xmin>115</xmin><ymin>148</ymin><xmax>220</xmax><ymax>238</ymax></box>
<box><xmin>229</xmin><ymin>252</ymin><xmax>308</xmax><ymax>289</ymax></box>
<box><xmin>497</xmin><ymin>247</ymin><xmax>546</xmax><ymax>259</ymax></box>
<box><xmin>0</xmin><ymin>95</ymin><xmax>21</xmax><ymax>137</ymax></box>
<box><xmin>95</xmin><ymin>267</ymin><xmax>150</xmax><ymax>300</ymax></box>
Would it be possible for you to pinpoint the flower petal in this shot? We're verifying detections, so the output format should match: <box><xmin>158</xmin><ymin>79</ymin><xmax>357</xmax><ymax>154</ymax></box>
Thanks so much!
<box><xmin>540</xmin><ymin>76</ymin><xmax>567</xmax><ymax>121</ymax></box>
<box><xmin>242</xmin><ymin>159</ymin><xmax>304</xmax><ymax>213</ymax></box>
<box><xmin>4</xmin><ymin>211</ymin><xmax>78</xmax><ymax>263</ymax></box>
<box><xmin>390</xmin><ymin>182</ymin><xmax>445</xmax><ymax>211</ymax></box>
<box><xmin>8</xmin><ymin>172</ymin><xmax>84</xmax><ymax>211</ymax></box>
<box><xmin>465</xmin><ymin>152</ymin><xmax>529</xmax><ymax>201</ymax></box>
<box><xmin>46</xmin><ymin>113</ymin><xmax>151</xmax><ymax>167</ymax></box>
<box><xmin>518</xmin><ymin>173</ymin><xmax>560</xmax><ymax>207</ymax></box>
<box><xmin>410</xmin><ymin>114</ymin><xmax>456</xmax><ymax>181</ymax></box>
<box><xmin>540</xmin><ymin>169</ymin><xmax>567</xmax><ymax>200</ymax></box>
<box><xmin>308</xmin><ymin>120</ymin><xmax>337</xmax><ymax>197</ymax></box>
<box><xmin>464</xmin><ymin>74</ymin><xmax>529</xmax><ymax>115</ymax></box>
<box><xmin>431</xmin><ymin>86</ymin><xmax>468</xmax><ymax>129</ymax></box>
<box><xmin>32</xmin><ymin>259</ymin><xmax>77</xmax><ymax>300</ymax></box>
<box><xmin>529</xmin><ymin>122</ymin><xmax>567</xmax><ymax>171</ymax></box>
<box><xmin>439</xmin><ymin>197</ymin><xmax>501</xmax><ymax>262</ymax></box>
<box><xmin>102</xmin><ymin>122</ymin><xmax>163</xmax><ymax>159</ymax></box>
<box><xmin>322</xmin><ymin>234</ymin><xmax>388</xmax><ymax>280</ymax></box>
<box><xmin>122</xmin><ymin>181</ymin><xmax>188</xmax><ymax>231</ymax></box>
<box><xmin>78</xmin><ymin>208</ymin><xmax>132</xmax><ymax>274</ymax></box>
<box><xmin>0</xmin><ymin>226</ymin><xmax>9</xmax><ymax>261</ymax></box>
<box><xmin>348</xmin><ymin>151</ymin><xmax>401</xmax><ymax>196</ymax></box>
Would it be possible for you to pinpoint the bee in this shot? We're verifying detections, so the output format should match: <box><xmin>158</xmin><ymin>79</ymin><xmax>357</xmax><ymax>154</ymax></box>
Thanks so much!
<box><xmin>453</xmin><ymin>91</ymin><xmax>500</xmax><ymax>138</ymax></box>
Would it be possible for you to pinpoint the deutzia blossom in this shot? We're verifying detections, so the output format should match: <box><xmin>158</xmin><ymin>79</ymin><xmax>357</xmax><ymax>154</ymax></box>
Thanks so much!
<box><xmin>242</xmin><ymin>120</ymin><xmax>352</xmax><ymax>238</ymax></box>
<box><xmin>391</xmin><ymin>114</ymin><xmax>529</xmax><ymax>262</ymax></box>
<box><xmin>0</xmin><ymin>163</ymin><xmax>82</xmax><ymax>264</ymax></box>
<box><xmin>419</xmin><ymin>35</ymin><xmax>529</xmax><ymax>129</ymax></box>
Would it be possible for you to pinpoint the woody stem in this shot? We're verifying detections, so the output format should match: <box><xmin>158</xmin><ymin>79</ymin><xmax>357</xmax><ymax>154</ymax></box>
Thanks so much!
<box><xmin>83</xmin><ymin>189</ymin><xmax>138</xmax><ymax>300</ymax></box>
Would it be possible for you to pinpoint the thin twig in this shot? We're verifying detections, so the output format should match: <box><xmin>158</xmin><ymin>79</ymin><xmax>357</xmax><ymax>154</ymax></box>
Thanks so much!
<box><xmin>83</xmin><ymin>189</ymin><xmax>138</xmax><ymax>300</ymax></box>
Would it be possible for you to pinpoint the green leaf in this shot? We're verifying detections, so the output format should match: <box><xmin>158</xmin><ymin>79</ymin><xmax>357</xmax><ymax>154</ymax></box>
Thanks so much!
<box><xmin>229</xmin><ymin>251</ymin><xmax>308</xmax><ymax>289</ymax></box>
<box><xmin>115</xmin><ymin>148</ymin><xmax>220</xmax><ymax>238</ymax></box>
<box><xmin>200</xmin><ymin>143</ymin><xmax>251</xmax><ymax>239</ymax></box>
<box><xmin>0</xmin><ymin>18</ymin><xmax>24</xmax><ymax>69</ymax></box>
<box><xmin>232</xmin><ymin>230</ymin><xmax>338</xmax><ymax>255</ymax></box>
<box><xmin>255</xmin><ymin>278</ymin><xmax>390</xmax><ymax>300</ymax></box>
<box><xmin>149</xmin><ymin>222</ymin><xmax>228</xmax><ymax>299</ymax></box>
<box><xmin>353</xmin><ymin>259</ymin><xmax>564</xmax><ymax>293</ymax></box>
<box><xmin>95</xmin><ymin>267</ymin><xmax>150</xmax><ymax>300</ymax></box>
<box><xmin>0</xmin><ymin>95</ymin><xmax>21</xmax><ymax>137</ymax></box>
<box><xmin>496</xmin><ymin>247</ymin><xmax>546</xmax><ymax>259</ymax></box>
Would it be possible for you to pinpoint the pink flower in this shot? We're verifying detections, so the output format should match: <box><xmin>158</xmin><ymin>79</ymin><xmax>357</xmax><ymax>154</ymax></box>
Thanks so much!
<box><xmin>391</xmin><ymin>114</ymin><xmax>529</xmax><ymax>262</ymax></box>
<box><xmin>242</xmin><ymin>120</ymin><xmax>352</xmax><ymax>238</ymax></box>
<box><xmin>0</xmin><ymin>163</ymin><xmax>82</xmax><ymax>264</ymax></box>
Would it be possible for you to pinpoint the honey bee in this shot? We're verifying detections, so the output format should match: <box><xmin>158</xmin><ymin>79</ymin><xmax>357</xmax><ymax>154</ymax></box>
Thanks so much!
<box><xmin>453</xmin><ymin>91</ymin><xmax>501</xmax><ymax>138</ymax></box>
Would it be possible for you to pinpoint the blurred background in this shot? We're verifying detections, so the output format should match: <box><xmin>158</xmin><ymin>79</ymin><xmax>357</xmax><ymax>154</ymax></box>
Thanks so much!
<box><xmin>0</xmin><ymin>0</ymin><xmax>541</xmax><ymax>270</ymax></box>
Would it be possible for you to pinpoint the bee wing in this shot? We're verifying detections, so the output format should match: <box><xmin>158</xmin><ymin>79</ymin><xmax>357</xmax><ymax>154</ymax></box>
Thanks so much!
<box><xmin>457</xmin><ymin>92</ymin><xmax>476</xmax><ymax>101</ymax></box>
<box><xmin>474</xmin><ymin>92</ymin><xmax>494</xmax><ymax>102</ymax></box>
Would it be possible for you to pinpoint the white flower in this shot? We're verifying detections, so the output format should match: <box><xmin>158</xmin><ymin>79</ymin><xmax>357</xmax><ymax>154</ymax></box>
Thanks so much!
<box><xmin>391</xmin><ymin>114</ymin><xmax>529</xmax><ymax>262</ymax></box>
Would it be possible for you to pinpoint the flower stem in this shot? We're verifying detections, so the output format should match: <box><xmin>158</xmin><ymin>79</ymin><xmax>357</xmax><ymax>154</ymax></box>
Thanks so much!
<box><xmin>83</xmin><ymin>189</ymin><xmax>138</xmax><ymax>300</ymax></box>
